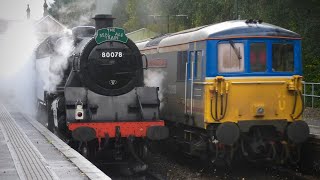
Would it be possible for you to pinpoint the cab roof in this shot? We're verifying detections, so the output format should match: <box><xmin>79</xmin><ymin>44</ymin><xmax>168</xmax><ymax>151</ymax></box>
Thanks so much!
<box><xmin>142</xmin><ymin>20</ymin><xmax>300</xmax><ymax>49</ymax></box>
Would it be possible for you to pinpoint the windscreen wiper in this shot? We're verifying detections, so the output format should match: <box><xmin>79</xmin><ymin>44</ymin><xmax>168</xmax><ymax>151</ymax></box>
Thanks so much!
<box><xmin>229</xmin><ymin>40</ymin><xmax>242</xmax><ymax>60</ymax></box>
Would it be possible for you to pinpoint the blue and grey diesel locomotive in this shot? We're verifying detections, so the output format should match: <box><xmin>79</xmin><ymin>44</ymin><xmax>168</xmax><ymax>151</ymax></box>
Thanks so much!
<box><xmin>137</xmin><ymin>20</ymin><xmax>309</xmax><ymax>165</ymax></box>
<box><xmin>35</xmin><ymin>14</ymin><xmax>168</xmax><ymax>171</ymax></box>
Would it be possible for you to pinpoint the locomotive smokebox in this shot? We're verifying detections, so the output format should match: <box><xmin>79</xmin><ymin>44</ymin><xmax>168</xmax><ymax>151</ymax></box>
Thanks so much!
<box><xmin>93</xmin><ymin>14</ymin><xmax>114</xmax><ymax>30</ymax></box>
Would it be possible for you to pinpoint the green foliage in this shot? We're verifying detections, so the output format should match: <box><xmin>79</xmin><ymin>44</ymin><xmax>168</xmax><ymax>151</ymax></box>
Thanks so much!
<box><xmin>112</xmin><ymin>0</ymin><xmax>129</xmax><ymax>28</ymax></box>
<box><xmin>110</xmin><ymin>0</ymin><xmax>320</xmax><ymax>82</ymax></box>
<box><xmin>123</xmin><ymin>0</ymin><xmax>149</xmax><ymax>32</ymax></box>
<box><xmin>48</xmin><ymin>0</ymin><xmax>320</xmax><ymax>81</ymax></box>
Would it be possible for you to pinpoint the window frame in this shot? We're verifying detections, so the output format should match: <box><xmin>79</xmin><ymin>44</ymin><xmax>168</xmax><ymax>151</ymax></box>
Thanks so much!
<box><xmin>271</xmin><ymin>42</ymin><xmax>295</xmax><ymax>73</ymax></box>
<box><xmin>249</xmin><ymin>41</ymin><xmax>268</xmax><ymax>73</ymax></box>
<box><xmin>176</xmin><ymin>51</ymin><xmax>188</xmax><ymax>82</ymax></box>
<box><xmin>206</xmin><ymin>39</ymin><xmax>300</xmax><ymax>78</ymax></box>
<box><xmin>217</xmin><ymin>40</ymin><xmax>245</xmax><ymax>73</ymax></box>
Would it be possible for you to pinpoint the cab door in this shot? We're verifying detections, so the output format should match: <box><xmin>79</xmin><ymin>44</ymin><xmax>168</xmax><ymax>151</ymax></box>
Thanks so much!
<box><xmin>185</xmin><ymin>51</ymin><xmax>196</xmax><ymax>116</ymax></box>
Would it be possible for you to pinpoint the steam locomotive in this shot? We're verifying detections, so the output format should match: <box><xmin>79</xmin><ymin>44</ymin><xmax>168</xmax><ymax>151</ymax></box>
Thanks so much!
<box><xmin>35</xmin><ymin>14</ymin><xmax>168</xmax><ymax>171</ymax></box>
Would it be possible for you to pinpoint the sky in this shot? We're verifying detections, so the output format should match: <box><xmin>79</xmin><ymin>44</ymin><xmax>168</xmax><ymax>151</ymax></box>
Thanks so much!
<box><xmin>0</xmin><ymin>0</ymin><xmax>54</xmax><ymax>21</ymax></box>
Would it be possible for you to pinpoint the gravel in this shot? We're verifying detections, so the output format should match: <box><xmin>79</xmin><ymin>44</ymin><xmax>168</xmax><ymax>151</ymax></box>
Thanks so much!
<box><xmin>145</xmin><ymin>150</ymin><xmax>302</xmax><ymax>180</ymax></box>
<box><xmin>303</xmin><ymin>107</ymin><xmax>320</xmax><ymax>126</ymax></box>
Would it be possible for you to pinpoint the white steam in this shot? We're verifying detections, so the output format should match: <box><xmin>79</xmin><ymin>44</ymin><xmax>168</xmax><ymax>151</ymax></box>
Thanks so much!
<box><xmin>44</xmin><ymin>36</ymin><xmax>74</xmax><ymax>93</ymax></box>
<box><xmin>144</xmin><ymin>69</ymin><xmax>167</xmax><ymax>109</ymax></box>
<box><xmin>56</xmin><ymin>0</ymin><xmax>96</xmax><ymax>26</ymax></box>
<box><xmin>96</xmin><ymin>0</ymin><xmax>116</xmax><ymax>14</ymax></box>
<box><xmin>0</xmin><ymin>21</ymin><xmax>38</xmax><ymax>117</ymax></box>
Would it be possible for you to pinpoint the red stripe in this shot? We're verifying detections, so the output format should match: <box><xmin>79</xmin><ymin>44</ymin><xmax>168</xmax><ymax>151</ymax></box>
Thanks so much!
<box><xmin>68</xmin><ymin>121</ymin><xmax>165</xmax><ymax>138</ymax></box>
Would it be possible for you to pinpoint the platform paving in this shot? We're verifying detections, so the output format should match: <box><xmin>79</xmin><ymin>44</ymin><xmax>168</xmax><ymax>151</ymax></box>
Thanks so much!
<box><xmin>0</xmin><ymin>102</ymin><xmax>110</xmax><ymax>180</ymax></box>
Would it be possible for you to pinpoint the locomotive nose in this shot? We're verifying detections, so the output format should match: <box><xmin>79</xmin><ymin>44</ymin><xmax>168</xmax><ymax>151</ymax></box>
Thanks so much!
<box><xmin>77</xmin><ymin>12</ymin><xmax>143</xmax><ymax>96</ymax></box>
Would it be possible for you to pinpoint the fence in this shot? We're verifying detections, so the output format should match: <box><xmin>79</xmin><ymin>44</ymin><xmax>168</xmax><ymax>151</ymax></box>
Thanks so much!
<box><xmin>303</xmin><ymin>82</ymin><xmax>320</xmax><ymax>108</ymax></box>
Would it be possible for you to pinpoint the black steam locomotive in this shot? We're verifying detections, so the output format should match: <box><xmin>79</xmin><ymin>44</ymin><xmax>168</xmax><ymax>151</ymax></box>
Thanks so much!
<box><xmin>35</xmin><ymin>14</ymin><xmax>168</xmax><ymax>171</ymax></box>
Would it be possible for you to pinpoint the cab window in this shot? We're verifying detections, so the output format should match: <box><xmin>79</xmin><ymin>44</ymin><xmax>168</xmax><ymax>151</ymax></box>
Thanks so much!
<box><xmin>250</xmin><ymin>43</ymin><xmax>266</xmax><ymax>72</ymax></box>
<box><xmin>177</xmin><ymin>51</ymin><xmax>188</xmax><ymax>81</ymax></box>
<box><xmin>218</xmin><ymin>42</ymin><xmax>244</xmax><ymax>73</ymax></box>
<box><xmin>272</xmin><ymin>44</ymin><xmax>294</xmax><ymax>72</ymax></box>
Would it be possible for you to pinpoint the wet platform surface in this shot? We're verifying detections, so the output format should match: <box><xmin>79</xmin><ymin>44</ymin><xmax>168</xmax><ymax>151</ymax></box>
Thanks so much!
<box><xmin>0</xmin><ymin>102</ymin><xmax>110</xmax><ymax>180</ymax></box>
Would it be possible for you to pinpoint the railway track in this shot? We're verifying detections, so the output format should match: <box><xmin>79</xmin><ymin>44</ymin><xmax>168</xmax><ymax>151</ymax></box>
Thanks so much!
<box><xmin>18</xmin><ymin>111</ymin><xmax>320</xmax><ymax>179</ymax></box>
<box><xmin>300</xmin><ymin>132</ymin><xmax>320</xmax><ymax>177</ymax></box>
<box><xmin>97</xmin><ymin>162</ymin><xmax>164</xmax><ymax>180</ymax></box>
<box><xmin>273</xmin><ymin>165</ymin><xmax>318</xmax><ymax>180</ymax></box>
<box><xmin>26</xmin><ymin>105</ymin><xmax>320</xmax><ymax>179</ymax></box>
<box><xmin>29</xmin><ymin>105</ymin><xmax>320</xmax><ymax>180</ymax></box>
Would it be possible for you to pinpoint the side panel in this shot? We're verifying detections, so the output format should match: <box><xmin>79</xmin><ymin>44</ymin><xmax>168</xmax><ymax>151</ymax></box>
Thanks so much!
<box><xmin>186</xmin><ymin>41</ymin><xmax>207</xmax><ymax>128</ymax></box>
<box><xmin>144</xmin><ymin>52</ymin><xmax>186</xmax><ymax>123</ymax></box>
<box><xmin>142</xmin><ymin>41</ymin><xmax>207</xmax><ymax>128</ymax></box>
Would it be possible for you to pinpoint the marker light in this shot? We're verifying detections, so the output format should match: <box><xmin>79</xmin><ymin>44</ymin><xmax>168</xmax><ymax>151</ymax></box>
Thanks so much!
<box><xmin>77</xmin><ymin>112</ymin><xmax>83</xmax><ymax>117</ymax></box>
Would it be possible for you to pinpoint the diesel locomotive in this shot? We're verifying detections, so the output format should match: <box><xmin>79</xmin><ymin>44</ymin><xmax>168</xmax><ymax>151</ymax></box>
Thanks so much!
<box><xmin>136</xmin><ymin>20</ymin><xmax>309</xmax><ymax>165</ymax></box>
<box><xmin>35</xmin><ymin>14</ymin><xmax>168</xmax><ymax>171</ymax></box>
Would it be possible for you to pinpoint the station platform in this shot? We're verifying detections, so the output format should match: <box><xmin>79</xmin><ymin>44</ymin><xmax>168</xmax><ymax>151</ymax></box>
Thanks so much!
<box><xmin>0</xmin><ymin>102</ymin><xmax>110</xmax><ymax>180</ymax></box>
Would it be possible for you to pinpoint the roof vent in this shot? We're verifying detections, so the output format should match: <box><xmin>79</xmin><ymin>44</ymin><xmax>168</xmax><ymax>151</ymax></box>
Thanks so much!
<box><xmin>245</xmin><ymin>19</ymin><xmax>263</xmax><ymax>24</ymax></box>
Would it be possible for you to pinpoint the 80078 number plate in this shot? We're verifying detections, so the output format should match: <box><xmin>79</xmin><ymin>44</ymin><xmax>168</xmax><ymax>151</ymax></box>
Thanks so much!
<box><xmin>101</xmin><ymin>51</ymin><xmax>123</xmax><ymax>58</ymax></box>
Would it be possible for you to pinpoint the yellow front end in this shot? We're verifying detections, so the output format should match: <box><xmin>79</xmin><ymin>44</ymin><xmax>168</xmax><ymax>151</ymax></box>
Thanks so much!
<box><xmin>204</xmin><ymin>75</ymin><xmax>303</xmax><ymax>127</ymax></box>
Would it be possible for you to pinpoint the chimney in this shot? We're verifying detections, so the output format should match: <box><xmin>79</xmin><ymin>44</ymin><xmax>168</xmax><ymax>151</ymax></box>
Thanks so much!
<box><xmin>93</xmin><ymin>14</ymin><xmax>114</xmax><ymax>30</ymax></box>
<box><xmin>93</xmin><ymin>0</ymin><xmax>115</xmax><ymax>30</ymax></box>
<box><xmin>26</xmin><ymin>4</ymin><xmax>31</xmax><ymax>19</ymax></box>
<box><xmin>43</xmin><ymin>0</ymin><xmax>48</xmax><ymax>17</ymax></box>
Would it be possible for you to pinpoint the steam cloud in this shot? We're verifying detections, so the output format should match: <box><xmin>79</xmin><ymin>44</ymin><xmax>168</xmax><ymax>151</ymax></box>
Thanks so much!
<box><xmin>0</xmin><ymin>21</ymin><xmax>73</xmax><ymax>117</ymax></box>
<box><xmin>43</xmin><ymin>35</ymin><xmax>74</xmax><ymax>93</ymax></box>
<box><xmin>0</xmin><ymin>21</ymin><xmax>38</xmax><ymax>117</ymax></box>
<box><xmin>52</xmin><ymin>0</ymin><xmax>96</xmax><ymax>27</ymax></box>
<box><xmin>96</xmin><ymin>0</ymin><xmax>116</xmax><ymax>14</ymax></box>
<box><xmin>144</xmin><ymin>69</ymin><xmax>167</xmax><ymax>109</ymax></box>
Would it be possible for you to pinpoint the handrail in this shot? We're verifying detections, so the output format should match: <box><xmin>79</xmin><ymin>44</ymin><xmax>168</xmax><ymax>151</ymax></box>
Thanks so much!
<box><xmin>302</xmin><ymin>82</ymin><xmax>320</xmax><ymax>108</ymax></box>
<box><xmin>303</xmin><ymin>82</ymin><xmax>320</xmax><ymax>85</ymax></box>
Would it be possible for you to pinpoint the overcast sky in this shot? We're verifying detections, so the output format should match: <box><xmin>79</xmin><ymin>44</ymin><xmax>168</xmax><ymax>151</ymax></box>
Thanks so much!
<box><xmin>0</xmin><ymin>0</ymin><xmax>54</xmax><ymax>21</ymax></box>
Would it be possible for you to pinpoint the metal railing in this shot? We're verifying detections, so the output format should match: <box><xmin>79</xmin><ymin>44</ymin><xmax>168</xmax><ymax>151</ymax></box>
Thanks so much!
<box><xmin>303</xmin><ymin>82</ymin><xmax>320</xmax><ymax>108</ymax></box>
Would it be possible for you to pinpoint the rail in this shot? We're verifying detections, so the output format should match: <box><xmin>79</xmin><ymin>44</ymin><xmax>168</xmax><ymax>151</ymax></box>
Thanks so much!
<box><xmin>303</xmin><ymin>82</ymin><xmax>320</xmax><ymax>108</ymax></box>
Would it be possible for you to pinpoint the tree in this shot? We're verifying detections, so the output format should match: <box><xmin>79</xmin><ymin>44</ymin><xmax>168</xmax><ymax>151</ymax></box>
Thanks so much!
<box><xmin>48</xmin><ymin>0</ymin><xmax>320</xmax><ymax>81</ymax></box>
<box><xmin>112</xmin><ymin>0</ymin><xmax>129</xmax><ymax>28</ymax></box>
<box><xmin>49</xmin><ymin>0</ymin><xmax>96</xmax><ymax>27</ymax></box>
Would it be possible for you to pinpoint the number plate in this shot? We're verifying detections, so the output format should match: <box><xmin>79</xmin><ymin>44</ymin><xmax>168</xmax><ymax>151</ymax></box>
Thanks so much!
<box><xmin>101</xmin><ymin>51</ymin><xmax>123</xmax><ymax>58</ymax></box>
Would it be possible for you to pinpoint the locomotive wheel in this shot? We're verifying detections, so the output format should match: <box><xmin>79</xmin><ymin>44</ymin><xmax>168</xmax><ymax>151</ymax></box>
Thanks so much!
<box><xmin>57</xmin><ymin>115</ymin><xmax>69</xmax><ymax>136</ymax></box>
<box><xmin>279</xmin><ymin>142</ymin><xmax>289</xmax><ymax>164</ymax></box>
<box><xmin>81</xmin><ymin>145</ymin><xmax>89</xmax><ymax>159</ymax></box>
<box><xmin>54</xmin><ymin>115</ymin><xmax>72</xmax><ymax>141</ymax></box>
<box><xmin>45</xmin><ymin>94</ymin><xmax>55</xmax><ymax>133</ymax></box>
<box><xmin>137</xmin><ymin>143</ymin><xmax>149</xmax><ymax>160</ymax></box>
<box><xmin>288</xmin><ymin>144</ymin><xmax>301</xmax><ymax>165</ymax></box>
